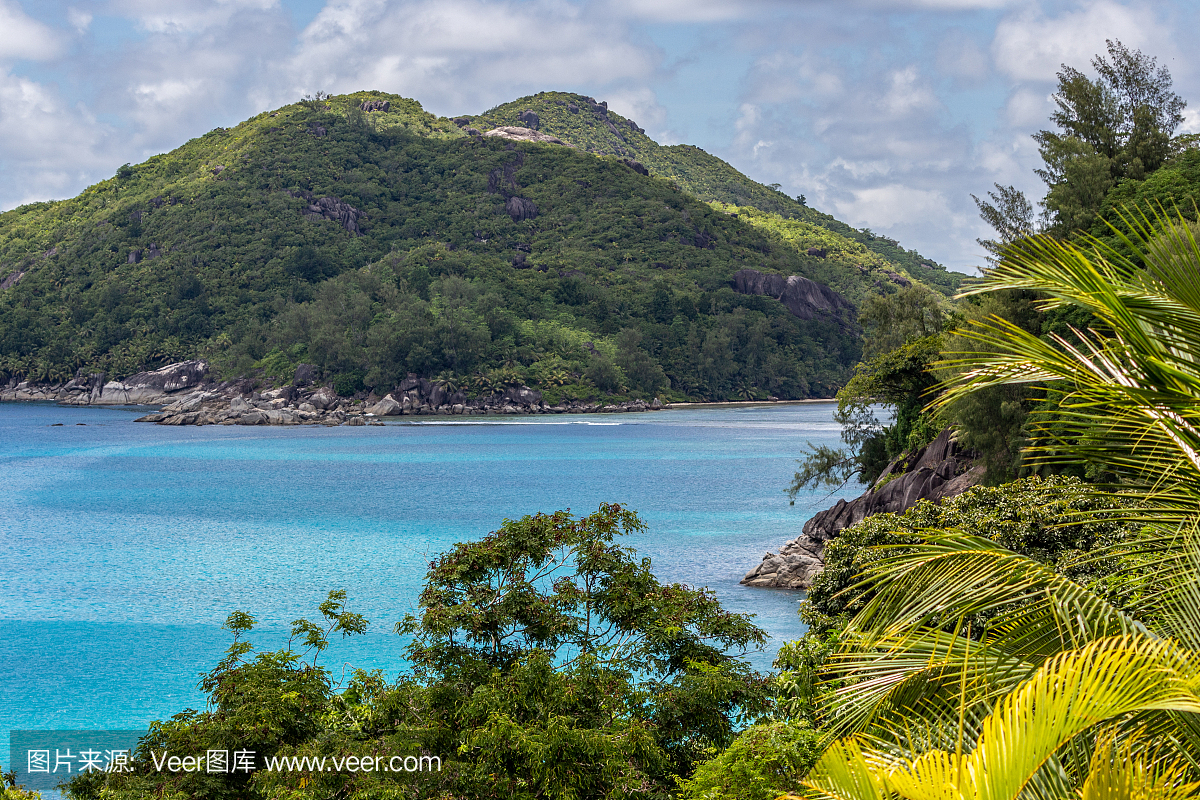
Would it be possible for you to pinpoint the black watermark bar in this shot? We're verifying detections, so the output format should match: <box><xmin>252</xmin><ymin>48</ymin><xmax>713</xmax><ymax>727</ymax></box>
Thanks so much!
<box><xmin>10</xmin><ymin>730</ymin><xmax>147</xmax><ymax>791</ymax></box>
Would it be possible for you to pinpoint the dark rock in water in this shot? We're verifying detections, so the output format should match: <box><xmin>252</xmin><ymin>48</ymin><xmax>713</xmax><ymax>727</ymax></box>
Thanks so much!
<box><xmin>505</xmin><ymin>196</ymin><xmax>538</xmax><ymax>222</ymax></box>
<box><xmin>518</xmin><ymin>109</ymin><xmax>539</xmax><ymax>129</ymax></box>
<box><xmin>293</xmin><ymin>363</ymin><xmax>317</xmax><ymax>386</ymax></box>
<box><xmin>732</xmin><ymin>268</ymin><xmax>854</xmax><ymax>323</ymax></box>
<box><xmin>741</xmin><ymin>427</ymin><xmax>983</xmax><ymax>590</ymax></box>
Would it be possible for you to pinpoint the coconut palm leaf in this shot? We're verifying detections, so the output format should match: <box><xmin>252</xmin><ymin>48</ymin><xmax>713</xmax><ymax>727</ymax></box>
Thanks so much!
<box><xmin>804</xmin><ymin>636</ymin><xmax>1200</xmax><ymax>800</ymax></box>
<box><xmin>936</xmin><ymin>214</ymin><xmax>1200</xmax><ymax>521</ymax></box>
<box><xmin>842</xmin><ymin>531</ymin><xmax>1145</xmax><ymax>648</ymax></box>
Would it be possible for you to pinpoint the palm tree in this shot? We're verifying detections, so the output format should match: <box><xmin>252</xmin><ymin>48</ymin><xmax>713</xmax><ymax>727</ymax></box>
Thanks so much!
<box><xmin>793</xmin><ymin>213</ymin><xmax>1200</xmax><ymax>798</ymax></box>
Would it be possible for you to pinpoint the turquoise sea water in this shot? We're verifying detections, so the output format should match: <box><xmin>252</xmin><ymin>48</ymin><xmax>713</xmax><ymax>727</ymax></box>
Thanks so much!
<box><xmin>0</xmin><ymin>400</ymin><xmax>861</xmax><ymax>773</ymax></box>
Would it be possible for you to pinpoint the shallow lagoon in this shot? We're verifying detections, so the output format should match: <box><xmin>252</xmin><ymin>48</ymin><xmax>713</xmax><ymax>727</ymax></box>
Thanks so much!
<box><xmin>0</xmin><ymin>401</ymin><xmax>862</xmax><ymax>765</ymax></box>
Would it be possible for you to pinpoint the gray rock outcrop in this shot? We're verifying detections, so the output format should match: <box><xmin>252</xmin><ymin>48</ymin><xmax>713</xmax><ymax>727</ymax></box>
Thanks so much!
<box><xmin>732</xmin><ymin>268</ymin><xmax>854</xmax><ymax>322</ymax></box>
<box><xmin>517</xmin><ymin>109</ymin><xmax>539</xmax><ymax>129</ymax></box>
<box><xmin>505</xmin><ymin>196</ymin><xmax>538</xmax><ymax>222</ymax></box>
<box><xmin>301</xmin><ymin>195</ymin><xmax>363</xmax><ymax>235</ymax></box>
<box><xmin>741</xmin><ymin>427</ymin><xmax>982</xmax><ymax>590</ymax></box>
<box><xmin>483</xmin><ymin>126</ymin><xmax>568</xmax><ymax>146</ymax></box>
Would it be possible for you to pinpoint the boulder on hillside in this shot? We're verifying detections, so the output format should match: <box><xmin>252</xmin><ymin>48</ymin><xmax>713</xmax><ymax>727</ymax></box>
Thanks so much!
<box><xmin>302</xmin><ymin>196</ymin><xmax>363</xmax><ymax>235</ymax></box>
<box><xmin>293</xmin><ymin>363</ymin><xmax>317</xmax><ymax>386</ymax></box>
<box><xmin>732</xmin><ymin>268</ymin><xmax>853</xmax><ymax>323</ymax></box>
<box><xmin>517</xmin><ymin>109</ymin><xmax>539</xmax><ymax>129</ymax></box>
<box><xmin>505</xmin><ymin>196</ymin><xmax>538</xmax><ymax>222</ymax></box>
<box><xmin>483</xmin><ymin>126</ymin><xmax>568</xmax><ymax>146</ymax></box>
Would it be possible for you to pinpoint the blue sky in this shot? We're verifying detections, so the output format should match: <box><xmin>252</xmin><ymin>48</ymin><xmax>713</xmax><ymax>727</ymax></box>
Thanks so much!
<box><xmin>2</xmin><ymin>0</ymin><xmax>1198</xmax><ymax>273</ymax></box>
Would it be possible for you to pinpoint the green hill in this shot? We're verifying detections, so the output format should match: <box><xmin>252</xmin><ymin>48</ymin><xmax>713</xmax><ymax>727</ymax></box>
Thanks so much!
<box><xmin>0</xmin><ymin>90</ymin><xmax>965</xmax><ymax>402</ymax></box>
<box><xmin>467</xmin><ymin>91</ymin><xmax>964</xmax><ymax>296</ymax></box>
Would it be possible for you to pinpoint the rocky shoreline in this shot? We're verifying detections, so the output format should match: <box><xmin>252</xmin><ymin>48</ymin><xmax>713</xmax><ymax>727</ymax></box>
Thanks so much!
<box><xmin>0</xmin><ymin>360</ymin><xmax>664</xmax><ymax>425</ymax></box>
<box><xmin>740</xmin><ymin>427</ymin><xmax>983</xmax><ymax>591</ymax></box>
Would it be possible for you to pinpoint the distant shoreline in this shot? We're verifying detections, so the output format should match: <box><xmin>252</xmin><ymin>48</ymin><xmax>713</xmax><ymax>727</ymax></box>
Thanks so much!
<box><xmin>663</xmin><ymin>398</ymin><xmax>835</xmax><ymax>409</ymax></box>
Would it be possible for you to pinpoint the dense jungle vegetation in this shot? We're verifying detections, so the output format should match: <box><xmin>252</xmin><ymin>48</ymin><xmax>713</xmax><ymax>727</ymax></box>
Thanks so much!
<box><xmin>0</xmin><ymin>89</ymin><xmax>958</xmax><ymax>403</ymax></box>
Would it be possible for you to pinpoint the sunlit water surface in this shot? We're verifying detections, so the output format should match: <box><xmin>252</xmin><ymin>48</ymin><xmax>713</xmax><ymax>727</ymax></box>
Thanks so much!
<box><xmin>0</xmin><ymin>401</ymin><xmax>862</xmax><ymax>769</ymax></box>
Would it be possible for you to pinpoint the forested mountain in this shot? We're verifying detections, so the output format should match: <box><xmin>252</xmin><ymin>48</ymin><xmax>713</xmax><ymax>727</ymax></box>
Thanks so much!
<box><xmin>0</xmin><ymin>90</ymin><xmax>962</xmax><ymax>402</ymax></box>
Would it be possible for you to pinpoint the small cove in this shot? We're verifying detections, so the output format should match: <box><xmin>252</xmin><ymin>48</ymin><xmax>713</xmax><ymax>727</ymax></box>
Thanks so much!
<box><xmin>0</xmin><ymin>400</ymin><xmax>863</xmax><ymax>763</ymax></box>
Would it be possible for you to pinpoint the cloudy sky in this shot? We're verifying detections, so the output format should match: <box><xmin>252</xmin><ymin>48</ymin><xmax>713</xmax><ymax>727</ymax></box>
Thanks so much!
<box><xmin>2</xmin><ymin>0</ymin><xmax>1198</xmax><ymax>273</ymax></box>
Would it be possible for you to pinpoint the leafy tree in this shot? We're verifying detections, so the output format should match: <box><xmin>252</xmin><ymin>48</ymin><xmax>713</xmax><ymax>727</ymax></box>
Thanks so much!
<box><xmin>399</xmin><ymin>504</ymin><xmax>772</xmax><ymax>797</ymax></box>
<box><xmin>857</xmin><ymin>283</ymin><xmax>945</xmax><ymax>359</ymax></box>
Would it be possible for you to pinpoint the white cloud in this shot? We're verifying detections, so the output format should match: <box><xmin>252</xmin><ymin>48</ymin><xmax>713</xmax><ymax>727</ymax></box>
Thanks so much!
<box><xmin>1180</xmin><ymin>107</ymin><xmax>1200</xmax><ymax>135</ymax></box>
<box><xmin>0</xmin><ymin>71</ymin><xmax>112</xmax><ymax>207</ymax></box>
<box><xmin>835</xmin><ymin>184</ymin><xmax>950</xmax><ymax>227</ymax></box>
<box><xmin>991</xmin><ymin>1</ymin><xmax>1171</xmax><ymax>83</ymax></box>
<box><xmin>1004</xmin><ymin>86</ymin><xmax>1052</xmax><ymax>128</ymax></box>
<box><xmin>0</xmin><ymin>0</ymin><xmax>63</xmax><ymax>61</ymax></box>
<box><xmin>603</xmin><ymin>0</ymin><xmax>767</xmax><ymax>23</ymax></box>
<box><xmin>284</xmin><ymin>0</ymin><xmax>660</xmax><ymax>116</ymax></box>
<box><xmin>67</xmin><ymin>7</ymin><xmax>93</xmax><ymax>34</ymax></box>
<box><xmin>112</xmin><ymin>0</ymin><xmax>281</xmax><ymax>34</ymax></box>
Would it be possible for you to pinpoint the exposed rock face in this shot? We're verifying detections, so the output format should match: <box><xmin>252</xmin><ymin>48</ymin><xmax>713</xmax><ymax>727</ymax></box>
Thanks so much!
<box><xmin>453</xmin><ymin>116</ymin><xmax>471</xmax><ymax>127</ymax></box>
<box><xmin>301</xmin><ymin>195</ymin><xmax>363</xmax><ymax>235</ymax></box>
<box><xmin>293</xmin><ymin>363</ymin><xmax>317</xmax><ymax>387</ymax></box>
<box><xmin>70</xmin><ymin>360</ymin><xmax>210</xmax><ymax>405</ymax></box>
<box><xmin>517</xmin><ymin>109</ymin><xmax>539</xmax><ymax>129</ymax></box>
<box><xmin>740</xmin><ymin>427</ymin><xmax>983</xmax><ymax>590</ymax></box>
<box><xmin>309</xmin><ymin>386</ymin><xmax>338</xmax><ymax>410</ymax></box>
<box><xmin>622</xmin><ymin>159</ymin><xmax>649</xmax><ymax>176</ymax></box>
<box><xmin>505</xmin><ymin>196</ymin><xmax>538</xmax><ymax>222</ymax></box>
<box><xmin>732</xmin><ymin>268</ymin><xmax>854</xmax><ymax>322</ymax></box>
<box><xmin>483</xmin><ymin>126</ymin><xmax>568</xmax><ymax>146</ymax></box>
<box><xmin>359</xmin><ymin>100</ymin><xmax>391</xmax><ymax>112</ymax></box>
<box><xmin>367</xmin><ymin>395</ymin><xmax>402</xmax><ymax>416</ymax></box>
<box><xmin>806</xmin><ymin>246</ymin><xmax>827</xmax><ymax>257</ymax></box>
<box><xmin>1</xmin><ymin>269</ymin><xmax>27</xmax><ymax>290</ymax></box>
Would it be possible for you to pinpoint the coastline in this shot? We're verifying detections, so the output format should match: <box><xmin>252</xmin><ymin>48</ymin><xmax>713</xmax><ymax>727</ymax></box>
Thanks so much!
<box><xmin>1</xmin><ymin>361</ymin><xmax>838</xmax><ymax>425</ymax></box>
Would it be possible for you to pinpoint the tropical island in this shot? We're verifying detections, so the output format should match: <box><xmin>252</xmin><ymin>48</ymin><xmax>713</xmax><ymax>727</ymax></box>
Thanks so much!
<box><xmin>5</xmin><ymin>37</ymin><xmax>1200</xmax><ymax>800</ymax></box>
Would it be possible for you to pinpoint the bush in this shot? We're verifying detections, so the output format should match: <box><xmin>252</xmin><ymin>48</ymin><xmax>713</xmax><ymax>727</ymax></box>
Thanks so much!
<box><xmin>676</xmin><ymin>720</ymin><xmax>822</xmax><ymax>800</ymax></box>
